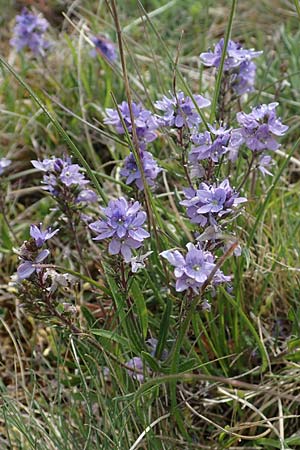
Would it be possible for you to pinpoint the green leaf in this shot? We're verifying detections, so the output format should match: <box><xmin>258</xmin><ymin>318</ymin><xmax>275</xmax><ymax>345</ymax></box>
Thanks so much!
<box><xmin>178</xmin><ymin>358</ymin><xmax>198</xmax><ymax>373</ymax></box>
<box><xmin>104</xmin><ymin>267</ymin><xmax>143</xmax><ymax>351</ymax></box>
<box><xmin>287</xmin><ymin>337</ymin><xmax>300</xmax><ymax>351</ymax></box>
<box><xmin>141</xmin><ymin>351</ymin><xmax>160</xmax><ymax>372</ymax></box>
<box><xmin>90</xmin><ymin>329</ymin><xmax>129</xmax><ymax>347</ymax></box>
<box><xmin>80</xmin><ymin>305</ymin><xmax>99</xmax><ymax>328</ymax></box>
<box><xmin>256</xmin><ymin>438</ymin><xmax>282</xmax><ymax>448</ymax></box>
<box><xmin>286</xmin><ymin>350</ymin><xmax>300</xmax><ymax>362</ymax></box>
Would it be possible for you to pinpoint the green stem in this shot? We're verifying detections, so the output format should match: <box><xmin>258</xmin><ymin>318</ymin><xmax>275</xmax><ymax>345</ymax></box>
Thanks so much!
<box><xmin>210</xmin><ymin>0</ymin><xmax>238</xmax><ymax>121</ymax></box>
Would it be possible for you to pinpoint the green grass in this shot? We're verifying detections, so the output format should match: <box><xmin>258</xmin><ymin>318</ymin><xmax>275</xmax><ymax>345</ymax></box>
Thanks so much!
<box><xmin>1</xmin><ymin>0</ymin><xmax>300</xmax><ymax>449</ymax></box>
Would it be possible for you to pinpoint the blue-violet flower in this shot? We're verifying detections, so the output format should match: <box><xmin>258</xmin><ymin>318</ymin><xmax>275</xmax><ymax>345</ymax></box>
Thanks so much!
<box><xmin>236</xmin><ymin>102</ymin><xmax>288</xmax><ymax>152</ymax></box>
<box><xmin>10</xmin><ymin>8</ymin><xmax>49</xmax><ymax>56</ymax></box>
<box><xmin>30</xmin><ymin>223</ymin><xmax>59</xmax><ymax>248</ymax></box>
<box><xmin>104</xmin><ymin>102</ymin><xmax>158</xmax><ymax>150</ymax></box>
<box><xmin>90</xmin><ymin>35</ymin><xmax>117</xmax><ymax>62</ymax></box>
<box><xmin>89</xmin><ymin>197</ymin><xmax>150</xmax><ymax>262</ymax></box>
<box><xmin>257</xmin><ymin>155</ymin><xmax>274</xmax><ymax>177</ymax></box>
<box><xmin>17</xmin><ymin>249</ymin><xmax>49</xmax><ymax>280</ymax></box>
<box><xmin>200</xmin><ymin>39</ymin><xmax>262</xmax><ymax>95</ymax></box>
<box><xmin>180</xmin><ymin>179</ymin><xmax>247</xmax><ymax>227</ymax></box>
<box><xmin>120</xmin><ymin>150</ymin><xmax>161</xmax><ymax>190</ymax></box>
<box><xmin>155</xmin><ymin>91</ymin><xmax>210</xmax><ymax>129</ymax></box>
<box><xmin>161</xmin><ymin>242</ymin><xmax>230</xmax><ymax>293</ymax></box>
<box><xmin>31</xmin><ymin>157</ymin><xmax>97</xmax><ymax>204</ymax></box>
<box><xmin>189</xmin><ymin>125</ymin><xmax>232</xmax><ymax>164</ymax></box>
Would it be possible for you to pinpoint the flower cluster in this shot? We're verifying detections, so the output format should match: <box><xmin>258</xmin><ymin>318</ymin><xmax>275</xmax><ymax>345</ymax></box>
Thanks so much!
<box><xmin>120</xmin><ymin>150</ymin><xmax>161</xmax><ymax>191</ymax></box>
<box><xmin>180</xmin><ymin>179</ymin><xmax>246</xmax><ymax>228</ymax></box>
<box><xmin>200</xmin><ymin>39</ymin><xmax>262</xmax><ymax>95</ymax></box>
<box><xmin>0</xmin><ymin>158</ymin><xmax>12</xmax><ymax>176</ymax></box>
<box><xmin>90</xmin><ymin>35</ymin><xmax>117</xmax><ymax>62</ymax></box>
<box><xmin>89</xmin><ymin>197</ymin><xmax>150</xmax><ymax>262</ymax></box>
<box><xmin>31</xmin><ymin>157</ymin><xmax>97</xmax><ymax>204</ymax></box>
<box><xmin>189</xmin><ymin>125</ymin><xmax>232</xmax><ymax>164</ymax></box>
<box><xmin>155</xmin><ymin>91</ymin><xmax>210</xmax><ymax>129</ymax></box>
<box><xmin>17</xmin><ymin>223</ymin><xmax>58</xmax><ymax>280</ymax></box>
<box><xmin>104</xmin><ymin>101</ymin><xmax>158</xmax><ymax>150</ymax></box>
<box><xmin>161</xmin><ymin>243</ymin><xmax>230</xmax><ymax>293</ymax></box>
<box><xmin>236</xmin><ymin>102</ymin><xmax>288</xmax><ymax>152</ymax></box>
<box><xmin>10</xmin><ymin>8</ymin><xmax>49</xmax><ymax>56</ymax></box>
<box><xmin>13</xmin><ymin>224</ymin><xmax>78</xmax><ymax>325</ymax></box>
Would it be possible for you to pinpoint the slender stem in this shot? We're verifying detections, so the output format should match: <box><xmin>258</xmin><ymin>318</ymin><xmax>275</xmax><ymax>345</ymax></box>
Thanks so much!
<box><xmin>206</xmin><ymin>158</ymin><xmax>215</xmax><ymax>181</ymax></box>
<box><xmin>237</xmin><ymin>152</ymin><xmax>256</xmax><ymax>191</ymax></box>
<box><xmin>210</xmin><ymin>0</ymin><xmax>238</xmax><ymax>121</ymax></box>
<box><xmin>178</xmin><ymin>129</ymin><xmax>193</xmax><ymax>187</ymax></box>
<box><xmin>250</xmin><ymin>168</ymin><xmax>257</xmax><ymax>198</ymax></box>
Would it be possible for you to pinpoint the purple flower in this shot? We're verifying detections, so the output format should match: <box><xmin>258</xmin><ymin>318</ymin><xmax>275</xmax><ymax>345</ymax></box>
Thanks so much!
<box><xmin>0</xmin><ymin>158</ymin><xmax>12</xmax><ymax>175</ymax></box>
<box><xmin>161</xmin><ymin>242</ymin><xmax>230</xmax><ymax>293</ymax></box>
<box><xmin>155</xmin><ymin>91</ymin><xmax>210</xmax><ymax>129</ymax></box>
<box><xmin>200</xmin><ymin>39</ymin><xmax>262</xmax><ymax>95</ymax></box>
<box><xmin>233</xmin><ymin>60</ymin><xmax>257</xmax><ymax>95</ymax></box>
<box><xmin>227</xmin><ymin>129</ymin><xmax>245</xmax><ymax>161</ymax></box>
<box><xmin>257</xmin><ymin>155</ymin><xmax>274</xmax><ymax>177</ymax></box>
<box><xmin>180</xmin><ymin>179</ymin><xmax>247</xmax><ymax>227</ymax></box>
<box><xmin>147</xmin><ymin>337</ymin><xmax>168</xmax><ymax>360</ymax></box>
<box><xmin>90</xmin><ymin>35</ymin><xmax>117</xmax><ymax>62</ymax></box>
<box><xmin>202</xmin><ymin>299</ymin><xmax>212</xmax><ymax>312</ymax></box>
<box><xmin>31</xmin><ymin>157</ymin><xmax>97</xmax><ymax>204</ymax></box>
<box><xmin>31</xmin><ymin>158</ymin><xmax>57</xmax><ymax>172</ymax></box>
<box><xmin>104</xmin><ymin>102</ymin><xmax>158</xmax><ymax>150</ymax></box>
<box><xmin>189</xmin><ymin>125</ymin><xmax>231</xmax><ymax>164</ymax></box>
<box><xmin>76</xmin><ymin>189</ymin><xmax>98</xmax><ymax>203</ymax></box>
<box><xmin>10</xmin><ymin>8</ymin><xmax>49</xmax><ymax>56</ymax></box>
<box><xmin>126</xmin><ymin>357</ymin><xmax>145</xmax><ymax>382</ymax></box>
<box><xmin>17</xmin><ymin>249</ymin><xmax>49</xmax><ymax>280</ymax></box>
<box><xmin>16</xmin><ymin>223</ymin><xmax>59</xmax><ymax>280</ymax></box>
<box><xmin>236</xmin><ymin>103</ymin><xmax>288</xmax><ymax>152</ymax></box>
<box><xmin>30</xmin><ymin>223</ymin><xmax>59</xmax><ymax>248</ymax></box>
<box><xmin>120</xmin><ymin>150</ymin><xmax>162</xmax><ymax>191</ymax></box>
<box><xmin>89</xmin><ymin>197</ymin><xmax>150</xmax><ymax>262</ymax></box>
<box><xmin>200</xmin><ymin>39</ymin><xmax>262</xmax><ymax>71</ymax></box>
<box><xmin>60</xmin><ymin>164</ymin><xmax>89</xmax><ymax>187</ymax></box>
